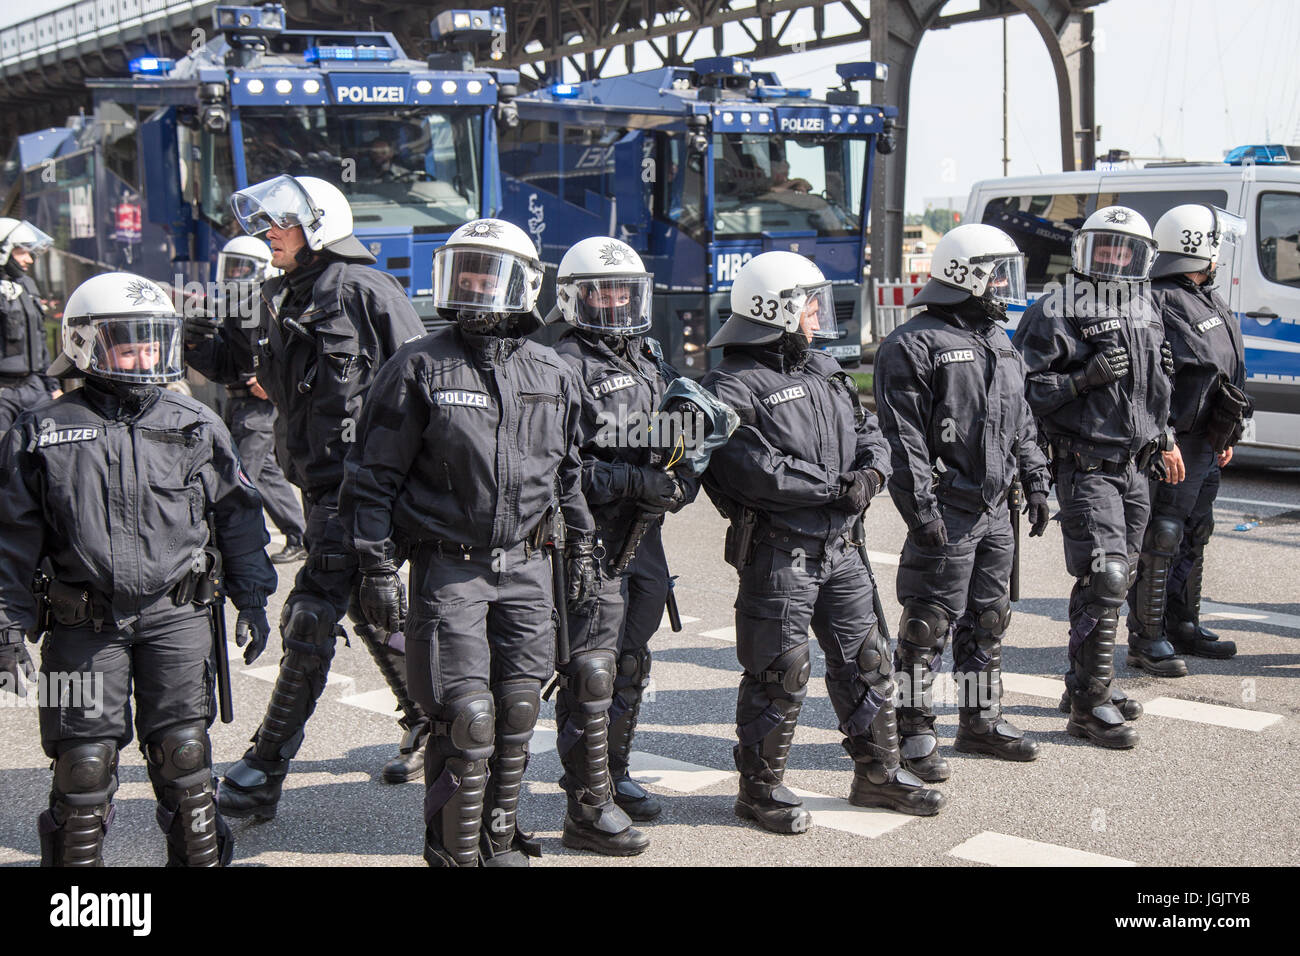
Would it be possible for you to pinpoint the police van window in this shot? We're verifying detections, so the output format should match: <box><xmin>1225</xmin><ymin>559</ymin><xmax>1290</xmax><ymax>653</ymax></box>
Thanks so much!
<box><xmin>1108</xmin><ymin>189</ymin><xmax>1228</xmax><ymax>232</ymax></box>
<box><xmin>200</xmin><ymin>127</ymin><xmax>235</xmax><ymax>228</ymax></box>
<box><xmin>1257</xmin><ymin>191</ymin><xmax>1300</xmax><ymax>287</ymax></box>
<box><xmin>240</xmin><ymin>106</ymin><xmax>482</xmax><ymax>229</ymax></box>
<box><xmin>981</xmin><ymin>193</ymin><xmax>1091</xmax><ymax>288</ymax></box>
<box><xmin>712</xmin><ymin>133</ymin><xmax>862</xmax><ymax>237</ymax></box>
<box><xmin>655</xmin><ymin>133</ymin><xmax>706</xmax><ymax>244</ymax></box>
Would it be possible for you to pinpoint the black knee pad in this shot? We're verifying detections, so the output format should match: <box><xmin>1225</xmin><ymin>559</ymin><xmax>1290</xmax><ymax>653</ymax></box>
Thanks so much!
<box><xmin>856</xmin><ymin>627</ymin><xmax>893</xmax><ymax>686</ymax></box>
<box><xmin>1087</xmin><ymin>559</ymin><xmax>1130</xmax><ymax>608</ymax></box>
<box><xmin>898</xmin><ymin>599</ymin><xmax>951</xmax><ymax>651</ymax></box>
<box><xmin>435</xmin><ymin>691</ymin><xmax>495</xmax><ymax>761</ymax></box>
<box><xmin>1144</xmin><ymin>516</ymin><xmax>1184</xmax><ymax>557</ymax></box>
<box><xmin>569</xmin><ymin>650</ymin><xmax>616</xmax><ymax>710</ymax></box>
<box><xmin>1189</xmin><ymin>518</ymin><xmax>1214</xmax><ymax>547</ymax></box>
<box><xmin>53</xmin><ymin>740</ymin><xmax>118</xmax><ymax>804</ymax></box>
<box><xmin>145</xmin><ymin>722</ymin><xmax>212</xmax><ymax>788</ymax></box>
<box><xmin>971</xmin><ymin>597</ymin><xmax>1012</xmax><ymax>640</ymax></box>
<box><xmin>754</xmin><ymin>643</ymin><xmax>811</xmax><ymax>700</ymax></box>
<box><xmin>616</xmin><ymin>646</ymin><xmax>651</xmax><ymax>688</ymax></box>
<box><xmin>493</xmin><ymin>680</ymin><xmax>541</xmax><ymax>747</ymax></box>
<box><xmin>280</xmin><ymin>592</ymin><xmax>340</xmax><ymax>658</ymax></box>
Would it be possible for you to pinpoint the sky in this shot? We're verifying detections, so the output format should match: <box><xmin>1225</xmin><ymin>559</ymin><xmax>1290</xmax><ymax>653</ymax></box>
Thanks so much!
<box><xmin>7</xmin><ymin>0</ymin><xmax>1299</xmax><ymax>213</ymax></box>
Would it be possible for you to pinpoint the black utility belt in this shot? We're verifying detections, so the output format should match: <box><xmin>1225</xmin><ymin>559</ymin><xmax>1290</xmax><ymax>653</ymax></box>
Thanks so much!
<box><xmin>1053</xmin><ymin>440</ymin><xmax>1158</xmax><ymax>475</ymax></box>
<box><xmin>756</xmin><ymin>523</ymin><xmax>858</xmax><ymax>559</ymax></box>
<box><xmin>416</xmin><ymin>539</ymin><xmax>544</xmax><ymax>561</ymax></box>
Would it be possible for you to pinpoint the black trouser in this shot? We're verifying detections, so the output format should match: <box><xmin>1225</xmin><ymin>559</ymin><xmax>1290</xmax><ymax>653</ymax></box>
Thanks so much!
<box><xmin>225</xmin><ymin>396</ymin><xmax>304</xmax><ymax>541</ymax></box>
<box><xmin>37</xmin><ymin>593</ymin><xmax>229</xmax><ymax>865</ymax></box>
<box><xmin>406</xmin><ymin>541</ymin><xmax>553</xmax><ymax>864</ymax></box>
<box><xmin>894</xmin><ymin>501</ymin><xmax>1015</xmax><ymax>743</ymax></box>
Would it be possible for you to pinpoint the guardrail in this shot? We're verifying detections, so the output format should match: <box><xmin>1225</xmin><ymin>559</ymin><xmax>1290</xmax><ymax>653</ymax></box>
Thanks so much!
<box><xmin>867</xmin><ymin>274</ymin><xmax>925</xmax><ymax>343</ymax></box>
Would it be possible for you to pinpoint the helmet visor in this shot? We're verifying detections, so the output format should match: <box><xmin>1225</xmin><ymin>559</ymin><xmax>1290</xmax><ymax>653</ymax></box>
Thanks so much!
<box><xmin>1074</xmin><ymin>232</ymin><xmax>1155</xmax><ymax>281</ymax></box>
<box><xmin>567</xmin><ymin>274</ymin><xmax>652</xmax><ymax>333</ymax></box>
<box><xmin>85</xmin><ymin>315</ymin><xmax>185</xmax><ymax>383</ymax></box>
<box><xmin>6</xmin><ymin>221</ymin><xmax>54</xmax><ymax>256</ymax></box>
<box><xmin>789</xmin><ymin>281</ymin><xmax>837</xmax><ymax>341</ymax></box>
<box><xmin>1209</xmin><ymin>207</ymin><xmax>1247</xmax><ymax>249</ymax></box>
<box><xmin>230</xmin><ymin>175</ymin><xmax>318</xmax><ymax>237</ymax></box>
<box><xmin>216</xmin><ymin>252</ymin><xmax>266</xmax><ymax>284</ymax></box>
<box><xmin>433</xmin><ymin>247</ymin><xmax>533</xmax><ymax>314</ymax></box>
<box><xmin>979</xmin><ymin>254</ymin><xmax>1027</xmax><ymax>306</ymax></box>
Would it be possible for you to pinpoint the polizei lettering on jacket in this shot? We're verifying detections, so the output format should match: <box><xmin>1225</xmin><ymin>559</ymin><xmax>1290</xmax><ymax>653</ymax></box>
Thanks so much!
<box><xmin>1080</xmin><ymin>319</ymin><xmax>1122</xmax><ymax>338</ymax></box>
<box><xmin>761</xmin><ymin>384</ymin><xmax>807</xmax><ymax>408</ymax></box>
<box><xmin>335</xmin><ymin>85</ymin><xmax>405</xmax><ymax>104</ymax></box>
<box><xmin>433</xmin><ymin>389</ymin><xmax>489</xmax><ymax>408</ymax></box>
<box><xmin>1195</xmin><ymin>316</ymin><xmax>1224</xmax><ymax>333</ymax></box>
<box><xmin>936</xmin><ymin>349</ymin><xmax>975</xmax><ymax>365</ymax></box>
<box><xmin>38</xmin><ymin>426</ymin><xmax>100</xmax><ymax>447</ymax></box>
<box><xmin>591</xmin><ymin>374</ymin><xmax>635</xmax><ymax>398</ymax></box>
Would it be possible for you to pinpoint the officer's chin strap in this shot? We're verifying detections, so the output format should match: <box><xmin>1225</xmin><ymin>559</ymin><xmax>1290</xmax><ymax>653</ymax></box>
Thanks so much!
<box><xmin>778</xmin><ymin>331</ymin><xmax>810</xmax><ymax>369</ymax></box>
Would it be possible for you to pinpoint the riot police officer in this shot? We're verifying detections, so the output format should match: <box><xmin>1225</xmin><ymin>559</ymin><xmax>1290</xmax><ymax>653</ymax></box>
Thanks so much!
<box><xmin>209</xmin><ymin>235</ymin><xmax>306</xmax><ymax>564</ymax></box>
<box><xmin>186</xmin><ymin>174</ymin><xmax>429</xmax><ymax>817</ymax></box>
<box><xmin>1127</xmin><ymin>205</ymin><xmax>1250</xmax><ymax>668</ymax></box>
<box><xmin>341</xmin><ymin>218</ymin><xmax>599</xmax><ymax>866</ymax></box>
<box><xmin>0</xmin><ymin>272</ymin><xmax>276</xmax><ymax>866</ymax></box>
<box><xmin>0</xmin><ymin>218</ymin><xmax>58</xmax><ymax>432</ymax></box>
<box><xmin>548</xmin><ymin>236</ymin><xmax>698</xmax><ymax>853</ymax></box>
<box><xmin>874</xmin><ymin>224</ymin><xmax>1051</xmax><ymax>781</ymax></box>
<box><xmin>702</xmin><ymin>252</ymin><xmax>944</xmax><ymax>833</ymax></box>
<box><xmin>1014</xmin><ymin>206</ymin><xmax>1174</xmax><ymax>749</ymax></box>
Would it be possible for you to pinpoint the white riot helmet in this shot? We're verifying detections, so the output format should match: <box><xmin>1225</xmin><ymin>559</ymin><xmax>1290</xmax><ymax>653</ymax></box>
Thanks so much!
<box><xmin>910</xmin><ymin>223</ymin><xmax>1026</xmax><ymax>314</ymax></box>
<box><xmin>230</xmin><ymin>174</ymin><xmax>375</xmax><ymax>262</ymax></box>
<box><xmin>1151</xmin><ymin>204</ymin><xmax>1247</xmax><ymax>279</ymax></box>
<box><xmin>1071</xmin><ymin>205</ymin><xmax>1156</xmax><ymax>281</ymax></box>
<box><xmin>432</xmin><ymin>218</ymin><xmax>543</xmax><ymax>331</ymax></box>
<box><xmin>0</xmin><ymin>218</ymin><xmax>54</xmax><ymax>267</ymax></box>
<box><xmin>48</xmin><ymin>272</ymin><xmax>184</xmax><ymax>383</ymax></box>
<box><xmin>708</xmin><ymin>251</ymin><xmax>836</xmax><ymax>348</ymax></box>
<box><xmin>555</xmin><ymin>237</ymin><xmax>652</xmax><ymax>334</ymax></box>
<box><xmin>216</xmin><ymin>235</ymin><xmax>281</xmax><ymax>284</ymax></box>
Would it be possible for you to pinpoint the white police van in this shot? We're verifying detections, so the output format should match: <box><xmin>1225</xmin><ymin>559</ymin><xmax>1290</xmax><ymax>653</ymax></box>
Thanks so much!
<box><xmin>965</xmin><ymin>145</ymin><xmax>1300</xmax><ymax>451</ymax></box>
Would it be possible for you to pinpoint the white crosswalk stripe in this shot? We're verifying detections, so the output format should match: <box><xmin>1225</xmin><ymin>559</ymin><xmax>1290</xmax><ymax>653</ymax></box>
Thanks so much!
<box><xmin>948</xmin><ymin>831</ymin><xmax>1136</xmax><ymax>867</ymax></box>
<box><xmin>1140</xmin><ymin>697</ymin><xmax>1284</xmax><ymax>732</ymax></box>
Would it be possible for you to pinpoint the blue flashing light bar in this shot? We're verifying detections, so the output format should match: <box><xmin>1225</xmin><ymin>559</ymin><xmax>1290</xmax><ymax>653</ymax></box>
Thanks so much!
<box><xmin>1224</xmin><ymin>144</ymin><xmax>1290</xmax><ymax>165</ymax></box>
<box><xmin>304</xmin><ymin>45</ymin><xmax>398</xmax><ymax>63</ymax></box>
<box><xmin>129</xmin><ymin>56</ymin><xmax>175</xmax><ymax>75</ymax></box>
<box><xmin>755</xmin><ymin>86</ymin><xmax>811</xmax><ymax>100</ymax></box>
<box><xmin>550</xmin><ymin>83</ymin><xmax>581</xmax><ymax>98</ymax></box>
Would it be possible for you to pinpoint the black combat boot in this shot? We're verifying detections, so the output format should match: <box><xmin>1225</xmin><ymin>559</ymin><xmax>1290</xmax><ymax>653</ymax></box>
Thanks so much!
<box><xmin>847</xmin><ymin>700</ymin><xmax>946</xmax><ymax>816</ymax></box>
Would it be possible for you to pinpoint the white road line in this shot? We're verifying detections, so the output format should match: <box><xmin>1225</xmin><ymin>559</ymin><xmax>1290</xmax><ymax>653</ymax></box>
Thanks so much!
<box><xmin>1202</xmin><ymin>601</ymin><xmax>1300</xmax><ymax>632</ymax></box>
<box><xmin>868</xmin><ymin>550</ymin><xmax>900</xmax><ymax>567</ymax></box>
<box><xmin>240</xmin><ymin>664</ymin><xmax>355</xmax><ymax>692</ymax></box>
<box><xmin>656</xmin><ymin>613</ymin><xmax>700</xmax><ymax>632</ymax></box>
<box><xmin>337</xmin><ymin>689</ymin><xmax>400</xmax><ymax>716</ymax></box>
<box><xmin>1140</xmin><ymin>697</ymin><xmax>1284</xmax><ymax>732</ymax></box>
<box><xmin>629</xmin><ymin>752</ymin><xmax>735</xmax><ymax>792</ymax></box>
<box><xmin>787</xmin><ymin>788</ymin><xmax>920</xmax><ymax>838</ymax></box>
<box><xmin>700</xmin><ymin>626</ymin><xmax>737</xmax><ymax>642</ymax></box>
<box><xmin>948</xmin><ymin>831</ymin><xmax>1136</xmax><ymax>867</ymax></box>
<box><xmin>1216</xmin><ymin>495</ymin><xmax>1300</xmax><ymax>511</ymax></box>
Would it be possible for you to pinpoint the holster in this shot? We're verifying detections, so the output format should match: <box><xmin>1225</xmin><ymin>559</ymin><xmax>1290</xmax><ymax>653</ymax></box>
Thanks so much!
<box><xmin>31</xmin><ymin>571</ymin><xmax>53</xmax><ymax>639</ymax></box>
<box><xmin>723</xmin><ymin>506</ymin><xmax>759</xmax><ymax>570</ymax></box>
<box><xmin>173</xmin><ymin>545</ymin><xmax>223</xmax><ymax>608</ymax></box>
<box><xmin>46</xmin><ymin>580</ymin><xmax>95</xmax><ymax>629</ymax></box>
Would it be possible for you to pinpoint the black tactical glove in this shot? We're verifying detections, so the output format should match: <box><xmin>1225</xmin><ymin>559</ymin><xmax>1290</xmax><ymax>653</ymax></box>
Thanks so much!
<box><xmin>1160</xmin><ymin>341</ymin><xmax>1175</xmax><ymax>378</ymax></box>
<box><xmin>565</xmin><ymin>536</ymin><xmax>599</xmax><ymax>613</ymax></box>
<box><xmin>234</xmin><ymin>607</ymin><xmax>272</xmax><ymax>665</ymax></box>
<box><xmin>633</xmin><ymin>466</ymin><xmax>679</xmax><ymax>510</ymax></box>
<box><xmin>1026</xmin><ymin>491</ymin><xmax>1051</xmax><ymax>537</ymax></box>
<box><xmin>1071</xmin><ymin>345</ymin><xmax>1130</xmax><ymax>394</ymax></box>
<box><xmin>833</xmin><ymin>469</ymin><xmax>882</xmax><ymax>513</ymax></box>
<box><xmin>359</xmin><ymin>565</ymin><xmax>407</xmax><ymax>634</ymax></box>
<box><xmin>0</xmin><ymin>630</ymin><xmax>35</xmax><ymax>697</ymax></box>
<box><xmin>913</xmin><ymin>517</ymin><xmax>948</xmax><ymax>549</ymax></box>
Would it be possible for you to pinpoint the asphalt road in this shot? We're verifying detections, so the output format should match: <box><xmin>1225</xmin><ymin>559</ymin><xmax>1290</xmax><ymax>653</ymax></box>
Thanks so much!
<box><xmin>1</xmin><ymin>457</ymin><xmax>1296</xmax><ymax>867</ymax></box>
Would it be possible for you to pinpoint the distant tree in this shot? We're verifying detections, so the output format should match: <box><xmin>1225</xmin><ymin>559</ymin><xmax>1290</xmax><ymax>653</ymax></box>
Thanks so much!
<box><xmin>923</xmin><ymin>208</ymin><xmax>961</xmax><ymax>235</ymax></box>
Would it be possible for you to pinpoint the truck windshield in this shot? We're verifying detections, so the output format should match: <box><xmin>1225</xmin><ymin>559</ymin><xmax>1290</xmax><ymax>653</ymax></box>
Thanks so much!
<box><xmin>239</xmin><ymin>106</ymin><xmax>482</xmax><ymax>229</ymax></box>
<box><xmin>713</xmin><ymin>133</ymin><xmax>865</xmax><ymax>237</ymax></box>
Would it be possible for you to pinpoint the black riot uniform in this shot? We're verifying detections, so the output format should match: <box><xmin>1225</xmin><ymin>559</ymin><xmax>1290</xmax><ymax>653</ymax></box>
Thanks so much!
<box><xmin>703</xmin><ymin>336</ymin><xmax>945</xmax><ymax>831</ymax></box>
<box><xmin>202</xmin><ymin>282</ymin><xmax>306</xmax><ymax>560</ymax></box>
<box><xmin>1129</xmin><ymin>273</ymin><xmax>1249</xmax><ymax>662</ymax></box>
<box><xmin>187</xmin><ymin>245</ymin><xmax>429</xmax><ymax>814</ymax></box>
<box><xmin>551</xmin><ymin>327</ymin><xmax>699</xmax><ymax>846</ymax></box>
<box><xmin>1014</xmin><ymin>271</ymin><xmax>1173</xmax><ymax>748</ymax></box>
<box><xmin>0</xmin><ymin>265</ymin><xmax>57</xmax><ymax>432</ymax></box>
<box><xmin>874</xmin><ymin>293</ymin><xmax>1050</xmax><ymax>780</ymax></box>
<box><xmin>0</xmin><ymin>379</ymin><xmax>276</xmax><ymax>866</ymax></box>
<box><xmin>342</xmin><ymin>321</ymin><xmax>596</xmax><ymax>866</ymax></box>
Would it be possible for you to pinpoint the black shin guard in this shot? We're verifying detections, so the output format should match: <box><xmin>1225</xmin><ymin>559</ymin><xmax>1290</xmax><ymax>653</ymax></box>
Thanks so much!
<box><xmin>39</xmin><ymin>740</ymin><xmax>119</xmax><ymax>867</ymax></box>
